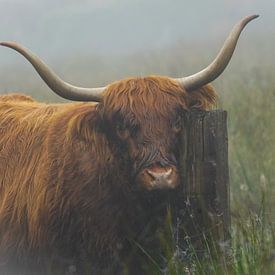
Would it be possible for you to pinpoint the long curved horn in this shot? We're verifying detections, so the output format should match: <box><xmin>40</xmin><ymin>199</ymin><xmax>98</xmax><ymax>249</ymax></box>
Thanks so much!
<box><xmin>176</xmin><ymin>15</ymin><xmax>259</xmax><ymax>91</ymax></box>
<box><xmin>0</xmin><ymin>42</ymin><xmax>105</xmax><ymax>101</ymax></box>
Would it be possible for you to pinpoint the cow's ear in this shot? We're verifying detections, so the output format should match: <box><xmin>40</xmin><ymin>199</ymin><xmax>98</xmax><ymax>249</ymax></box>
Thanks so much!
<box><xmin>187</xmin><ymin>84</ymin><xmax>218</xmax><ymax>110</ymax></box>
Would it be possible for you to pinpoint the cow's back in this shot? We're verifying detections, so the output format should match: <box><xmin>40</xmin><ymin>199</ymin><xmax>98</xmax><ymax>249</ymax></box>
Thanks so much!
<box><xmin>0</xmin><ymin>93</ymin><xmax>35</xmax><ymax>103</ymax></box>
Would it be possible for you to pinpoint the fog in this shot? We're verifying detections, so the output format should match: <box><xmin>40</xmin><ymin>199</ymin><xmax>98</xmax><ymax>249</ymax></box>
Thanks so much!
<box><xmin>0</xmin><ymin>0</ymin><xmax>274</xmax><ymax>98</ymax></box>
<box><xmin>1</xmin><ymin>0</ymin><xmax>274</xmax><ymax>55</ymax></box>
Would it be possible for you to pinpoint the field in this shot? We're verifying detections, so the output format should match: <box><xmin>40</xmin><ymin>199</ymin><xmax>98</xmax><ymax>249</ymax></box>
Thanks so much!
<box><xmin>0</xmin><ymin>39</ymin><xmax>274</xmax><ymax>274</ymax></box>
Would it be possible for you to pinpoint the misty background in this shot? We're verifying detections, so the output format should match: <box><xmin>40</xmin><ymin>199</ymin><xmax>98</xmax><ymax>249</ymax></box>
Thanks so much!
<box><xmin>0</xmin><ymin>0</ymin><xmax>274</xmax><ymax>101</ymax></box>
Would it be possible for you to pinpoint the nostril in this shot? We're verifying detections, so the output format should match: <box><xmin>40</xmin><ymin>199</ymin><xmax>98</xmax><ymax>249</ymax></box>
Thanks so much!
<box><xmin>146</xmin><ymin>169</ymin><xmax>155</xmax><ymax>179</ymax></box>
<box><xmin>165</xmin><ymin>168</ymin><xmax>172</xmax><ymax>177</ymax></box>
<box><xmin>145</xmin><ymin>169</ymin><xmax>156</xmax><ymax>180</ymax></box>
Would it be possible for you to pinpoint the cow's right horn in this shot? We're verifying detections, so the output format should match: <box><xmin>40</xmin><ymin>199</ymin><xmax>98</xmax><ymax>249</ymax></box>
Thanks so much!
<box><xmin>176</xmin><ymin>15</ymin><xmax>259</xmax><ymax>91</ymax></box>
<box><xmin>0</xmin><ymin>42</ymin><xmax>105</xmax><ymax>102</ymax></box>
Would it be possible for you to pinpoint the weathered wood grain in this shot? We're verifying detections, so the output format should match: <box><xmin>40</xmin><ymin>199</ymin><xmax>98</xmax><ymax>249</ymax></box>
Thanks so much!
<box><xmin>178</xmin><ymin>110</ymin><xmax>230</xmax><ymax>252</ymax></box>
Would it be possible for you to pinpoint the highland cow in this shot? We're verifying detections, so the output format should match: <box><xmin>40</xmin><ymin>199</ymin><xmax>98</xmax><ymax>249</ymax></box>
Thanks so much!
<box><xmin>0</xmin><ymin>15</ymin><xmax>258</xmax><ymax>274</ymax></box>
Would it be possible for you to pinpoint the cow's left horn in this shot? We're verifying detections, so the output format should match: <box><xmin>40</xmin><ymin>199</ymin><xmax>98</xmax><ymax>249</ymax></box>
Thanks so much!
<box><xmin>0</xmin><ymin>42</ymin><xmax>105</xmax><ymax>102</ymax></box>
<box><xmin>176</xmin><ymin>15</ymin><xmax>259</xmax><ymax>91</ymax></box>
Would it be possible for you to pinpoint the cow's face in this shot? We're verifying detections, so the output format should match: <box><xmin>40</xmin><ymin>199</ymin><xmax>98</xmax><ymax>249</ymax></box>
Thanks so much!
<box><xmin>98</xmin><ymin>76</ymin><xmax>216</xmax><ymax>191</ymax></box>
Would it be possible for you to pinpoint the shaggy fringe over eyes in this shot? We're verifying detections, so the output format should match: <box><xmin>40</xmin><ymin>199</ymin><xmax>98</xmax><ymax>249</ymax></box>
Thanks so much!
<box><xmin>101</xmin><ymin>76</ymin><xmax>217</xmax><ymax>114</ymax></box>
<box><xmin>101</xmin><ymin>76</ymin><xmax>189</xmax><ymax>118</ymax></box>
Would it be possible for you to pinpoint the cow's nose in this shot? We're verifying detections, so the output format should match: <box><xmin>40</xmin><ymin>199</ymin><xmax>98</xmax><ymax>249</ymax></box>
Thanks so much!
<box><xmin>147</xmin><ymin>168</ymin><xmax>172</xmax><ymax>181</ymax></box>
<box><xmin>145</xmin><ymin>167</ymin><xmax>177</xmax><ymax>190</ymax></box>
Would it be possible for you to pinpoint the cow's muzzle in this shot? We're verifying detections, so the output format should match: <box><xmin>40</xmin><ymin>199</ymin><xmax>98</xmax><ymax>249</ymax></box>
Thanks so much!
<box><xmin>137</xmin><ymin>165</ymin><xmax>179</xmax><ymax>191</ymax></box>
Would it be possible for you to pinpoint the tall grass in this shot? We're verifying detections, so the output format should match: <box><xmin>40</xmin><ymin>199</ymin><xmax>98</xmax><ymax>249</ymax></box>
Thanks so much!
<box><xmin>140</xmin><ymin>201</ymin><xmax>274</xmax><ymax>275</ymax></box>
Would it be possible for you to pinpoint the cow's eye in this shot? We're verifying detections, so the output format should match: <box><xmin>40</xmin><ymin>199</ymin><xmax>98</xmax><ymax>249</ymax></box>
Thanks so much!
<box><xmin>173</xmin><ymin>117</ymin><xmax>182</xmax><ymax>133</ymax></box>
<box><xmin>116</xmin><ymin>123</ymin><xmax>129</xmax><ymax>139</ymax></box>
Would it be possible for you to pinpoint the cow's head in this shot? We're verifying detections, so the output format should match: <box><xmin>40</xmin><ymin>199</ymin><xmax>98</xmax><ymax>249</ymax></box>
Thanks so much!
<box><xmin>97</xmin><ymin>76</ymin><xmax>216</xmax><ymax>190</ymax></box>
<box><xmin>0</xmin><ymin>15</ymin><xmax>258</xmax><ymax>191</ymax></box>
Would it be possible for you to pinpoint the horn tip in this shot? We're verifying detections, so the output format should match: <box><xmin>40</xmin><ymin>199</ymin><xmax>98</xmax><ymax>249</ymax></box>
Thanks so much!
<box><xmin>240</xmin><ymin>14</ymin><xmax>259</xmax><ymax>28</ymax></box>
<box><xmin>250</xmin><ymin>14</ymin><xmax>260</xmax><ymax>19</ymax></box>
<box><xmin>0</xmin><ymin>41</ymin><xmax>17</xmax><ymax>47</ymax></box>
<box><xmin>247</xmin><ymin>14</ymin><xmax>260</xmax><ymax>21</ymax></box>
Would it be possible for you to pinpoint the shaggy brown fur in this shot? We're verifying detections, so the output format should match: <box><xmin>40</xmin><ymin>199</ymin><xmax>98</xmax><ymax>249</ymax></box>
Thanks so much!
<box><xmin>0</xmin><ymin>76</ymin><xmax>217</xmax><ymax>274</ymax></box>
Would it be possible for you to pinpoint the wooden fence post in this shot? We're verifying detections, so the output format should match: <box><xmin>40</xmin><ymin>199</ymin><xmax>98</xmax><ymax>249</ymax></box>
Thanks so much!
<box><xmin>178</xmin><ymin>110</ymin><xmax>230</xmax><ymax>252</ymax></box>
